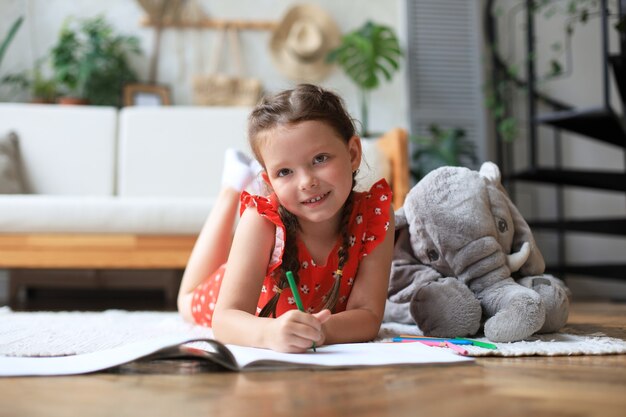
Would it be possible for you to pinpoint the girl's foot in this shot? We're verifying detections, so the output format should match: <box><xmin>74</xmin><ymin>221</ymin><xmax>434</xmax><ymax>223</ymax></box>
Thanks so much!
<box><xmin>222</xmin><ymin>148</ymin><xmax>256</xmax><ymax>192</ymax></box>
<box><xmin>246</xmin><ymin>159</ymin><xmax>267</xmax><ymax>195</ymax></box>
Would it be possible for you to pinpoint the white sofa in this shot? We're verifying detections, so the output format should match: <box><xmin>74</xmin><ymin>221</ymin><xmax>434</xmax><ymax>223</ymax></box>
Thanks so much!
<box><xmin>0</xmin><ymin>104</ymin><xmax>251</xmax><ymax>235</ymax></box>
<box><xmin>0</xmin><ymin>103</ymin><xmax>253</xmax><ymax>306</ymax></box>
<box><xmin>0</xmin><ymin>103</ymin><xmax>408</xmax><ymax>305</ymax></box>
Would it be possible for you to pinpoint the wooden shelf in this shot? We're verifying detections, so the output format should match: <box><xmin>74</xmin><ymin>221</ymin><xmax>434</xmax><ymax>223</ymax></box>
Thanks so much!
<box><xmin>140</xmin><ymin>16</ymin><xmax>278</xmax><ymax>31</ymax></box>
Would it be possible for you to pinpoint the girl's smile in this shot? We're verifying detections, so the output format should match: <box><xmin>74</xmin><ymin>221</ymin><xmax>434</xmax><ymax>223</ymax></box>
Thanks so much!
<box><xmin>302</xmin><ymin>191</ymin><xmax>331</xmax><ymax>206</ymax></box>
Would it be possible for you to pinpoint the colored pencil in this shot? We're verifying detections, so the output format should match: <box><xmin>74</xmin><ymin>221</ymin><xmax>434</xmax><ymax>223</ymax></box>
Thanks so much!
<box><xmin>397</xmin><ymin>334</ymin><xmax>498</xmax><ymax>350</ymax></box>
<box><xmin>286</xmin><ymin>271</ymin><xmax>316</xmax><ymax>352</ymax></box>
<box><xmin>454</xmin><ymin>337</ymin><xmax>498</xmax><ymax>350</ymax></box>
<box><xmin>406</xmin><ymin>340</ymin><xmax>469</xmax><ymax>356</ymax></box>
<box><xmin>443</xmin><ymin>341</ymin><xmax>469</xmax><ymax>355</ymax></box>
<box><xmin>394</xmin><ymin>336</ymin><xmax>472</xmax><ymax>345</ymax></box>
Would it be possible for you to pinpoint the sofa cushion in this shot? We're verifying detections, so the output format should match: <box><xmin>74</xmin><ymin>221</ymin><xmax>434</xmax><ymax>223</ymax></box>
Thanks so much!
<box><xmin>0</xmin><ymin>103</ymin><xmax>117</xmax><ymax>195</ymax></box>
<box><xmin>118</xmin><ymin>106</ymin><xmax>252</xmax><ymax>198</ymax></box>
<box><xmin>0</xmin><ymin>195</ymin><xmax>213</xmax><ymax>234</ymax></box>
<box><xmin>0</xmin><ymin>132</ymin><xmax>26</xmax><ymax>194</ymax></box>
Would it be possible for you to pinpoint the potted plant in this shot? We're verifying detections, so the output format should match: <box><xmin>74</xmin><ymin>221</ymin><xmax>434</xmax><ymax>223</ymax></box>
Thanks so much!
<box><xmin>410</xmin><ymin>124</ymin><xmax>478</xmax><ymax>181</ymax></box>
<box><xmin>2</xmin><ymin>57</ymin><xmax>59</xmax><ymax>103</ymax></box>
<box><xmin>51</xmin><ymin>15</ymin><xmax>141</xmax><ymax>106</ymax></box>
<box><xmin>327</xmin><ymin>20</ymin><xmax>403</xmax><ymax>137</ymax></box>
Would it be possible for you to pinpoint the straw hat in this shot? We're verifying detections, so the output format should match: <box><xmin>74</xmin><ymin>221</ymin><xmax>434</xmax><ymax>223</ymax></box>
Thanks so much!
<box><xmin>270</xmin><ymin>4</ymin><xmax>342</xmax><ymax>82</ymax></box>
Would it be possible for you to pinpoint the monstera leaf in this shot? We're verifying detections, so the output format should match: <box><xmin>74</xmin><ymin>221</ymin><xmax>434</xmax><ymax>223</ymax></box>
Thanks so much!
<box><xmin>327</xmin><ymin>21</ymin><xmax>402</xmax><ymax>136</ymax></box>
<box><xmin>328</xmin><ymin>21</ymin><xmax>401</xmax><ymax>91</ymax></box>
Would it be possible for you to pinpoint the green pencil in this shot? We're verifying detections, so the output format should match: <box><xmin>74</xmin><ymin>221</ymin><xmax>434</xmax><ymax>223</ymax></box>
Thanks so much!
<box><xmin>286</xmin><ymin>271</ymin><xmax>316</xmax><ymax>352</ymax></box>
<box><xmin>454</xmin><ymin>337</ymin><xmax>498</xmax><ymax>350</ymax></box>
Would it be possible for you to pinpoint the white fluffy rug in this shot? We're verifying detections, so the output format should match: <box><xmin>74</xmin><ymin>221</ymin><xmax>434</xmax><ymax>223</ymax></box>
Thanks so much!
<box><xmin>1</xmin><ymin>307</ymin><xmax>626</xmax><ymax>358</ymax></box>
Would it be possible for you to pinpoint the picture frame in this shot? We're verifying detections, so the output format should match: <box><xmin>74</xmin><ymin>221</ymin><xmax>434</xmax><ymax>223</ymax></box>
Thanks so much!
<box><xmin>123</xmin><ymin>83</ymin><xmax>172</xmax><ymax>106</ymax></box>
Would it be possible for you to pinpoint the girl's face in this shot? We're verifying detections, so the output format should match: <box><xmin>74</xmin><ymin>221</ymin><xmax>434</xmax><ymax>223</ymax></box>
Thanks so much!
<box><xmin>260</xmin><ymin>120</ymin><xmax>361</xmax><ymax>229</ymax></box>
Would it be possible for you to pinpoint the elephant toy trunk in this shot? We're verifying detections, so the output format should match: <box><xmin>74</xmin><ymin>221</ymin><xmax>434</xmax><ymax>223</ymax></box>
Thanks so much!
<box><xmin>449</xmin><ymin>236</ymin><xmax>511</xmax><ymax>292</ymax></box>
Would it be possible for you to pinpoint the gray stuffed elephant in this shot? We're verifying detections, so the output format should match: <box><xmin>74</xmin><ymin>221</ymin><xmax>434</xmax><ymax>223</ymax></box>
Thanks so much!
<box><xmin>384</xmin><ymin>162</ymin><xmax>570</xmax><ymax>342</ymax></box>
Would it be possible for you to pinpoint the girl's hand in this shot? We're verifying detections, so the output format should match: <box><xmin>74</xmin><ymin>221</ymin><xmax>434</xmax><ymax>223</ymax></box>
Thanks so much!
<box><xmin>266</xmin><ymin>309</ymin><xmax>331</xmax><ymax>353</ymax></box>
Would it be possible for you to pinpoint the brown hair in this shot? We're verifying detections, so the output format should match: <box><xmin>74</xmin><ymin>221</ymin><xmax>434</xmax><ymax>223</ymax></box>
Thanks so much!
<box><xmin>249</xmin><ymin>84</ymin><xmax>357</xmax><ymax>317</ymax></box>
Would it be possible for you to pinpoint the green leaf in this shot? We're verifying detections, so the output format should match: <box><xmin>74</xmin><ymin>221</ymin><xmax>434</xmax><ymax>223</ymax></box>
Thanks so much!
<box><xmin>568</xmin><ymin>0</ymin><xmax>577</xmax><ymax>14</ymax></box>
<box><xmin>547</xmin><ymin>59</ymin><xmax>562</xmax><ymax>77</ymax></box>
<box><xmin>580</xmin><ymin>9</ymin><xmax>589</xmax><ymax>23</ymax></box>
<box><xmin>410</xmin><ymin>124</ymin><xmax>477</xmax><ymax>181</ymax></box>
<box><xmin>615</xmin><ymin>16</ymin><xmax>626</xmax><ymax>33</ymax></box>
<box><xmin>498</xmin><ymin>117</ymin><xmax>517</xmax><ymax>142</ymax></box>
<box><xmin>0</xmin><ymin>16</ymin><xmax>24</xmax><ymax>69</ymax></box>
<box><xmin>327</xmin><ymin>20</ymin><xmax>403</xmax><ymax>135</ymax></box>
<box><xmin>50</xmin><ymin>14</ymin><xmax>141</xmax><ymax>105</ymax></box>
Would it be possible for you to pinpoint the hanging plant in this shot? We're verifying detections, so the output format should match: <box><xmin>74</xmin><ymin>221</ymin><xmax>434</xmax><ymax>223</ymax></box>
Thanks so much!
<box><xmin>485</xmin><ymin>0</ymin><xmax>623</xmax><ymax>142</ymax></box>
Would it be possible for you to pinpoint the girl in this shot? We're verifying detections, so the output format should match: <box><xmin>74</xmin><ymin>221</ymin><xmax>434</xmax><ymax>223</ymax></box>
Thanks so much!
<box><xmin>178</xmin><ymin>84</ymin><xmax>394</xmax><ymax>353</ymax></box>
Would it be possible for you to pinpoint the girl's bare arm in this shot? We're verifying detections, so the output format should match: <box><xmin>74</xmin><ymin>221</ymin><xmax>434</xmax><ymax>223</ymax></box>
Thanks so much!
<box><xmin>211</xmin><ymin>207</ymin><xmax>327</xmax><ymax>352</ymax></box>
<box><xmin>322</xmin><ymin>210</ymin><xmax>395</xmax><ymax>344</ymax></box>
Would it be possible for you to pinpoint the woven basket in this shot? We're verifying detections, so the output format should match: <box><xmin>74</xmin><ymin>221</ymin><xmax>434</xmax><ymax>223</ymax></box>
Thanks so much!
<box><xmin>193</xmin><ymin>27</ymin><xmax>262</xmax><ymax>106</ymax></box>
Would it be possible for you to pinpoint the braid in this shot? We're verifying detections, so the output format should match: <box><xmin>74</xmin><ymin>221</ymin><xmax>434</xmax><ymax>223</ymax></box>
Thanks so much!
<box><xmin>320</xmin><ymin>190</ymin><xmax>355</xmax><ymax>312</ymax></box>
<box><xmin>259</xmin><ymin>205</ymin><xmax>301</xmax><ymax>317</ymax></box>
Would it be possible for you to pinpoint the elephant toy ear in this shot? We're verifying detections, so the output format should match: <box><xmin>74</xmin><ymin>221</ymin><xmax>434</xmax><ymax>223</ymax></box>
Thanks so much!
<box><xmin>480</xmin><ymin>162</ymin><xmax>515</xmax><ymax>199</ymax></box>
<box><xmin>479</xmin><ymin>161</ymin><xmax>501</xmax><ymax>184</ymax></box>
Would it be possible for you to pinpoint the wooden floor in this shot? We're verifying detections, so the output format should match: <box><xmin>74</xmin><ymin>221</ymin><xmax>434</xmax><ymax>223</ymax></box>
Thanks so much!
<box><xmin>1</xmin><ymin>301</ymin><xmax>625</xmax><ymax>417</ymax></box>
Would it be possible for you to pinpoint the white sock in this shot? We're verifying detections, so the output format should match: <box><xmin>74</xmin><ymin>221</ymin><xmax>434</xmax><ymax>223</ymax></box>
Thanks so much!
<box><xmin>245</xmin><ymin>159</ymin><xmax>269</xmax><ymax>195</ymax></box>
<box><xmin>222</xmin><ymin>148</ymin><xmax>255</xmax><ymax>191</ymax></box>
<box><xmin>250</xmin><ymin>159</ymin><xmax>263</xmax><ymax>177</ymax></box>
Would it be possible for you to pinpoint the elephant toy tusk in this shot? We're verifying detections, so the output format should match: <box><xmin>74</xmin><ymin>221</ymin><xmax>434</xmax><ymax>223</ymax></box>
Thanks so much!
<box><xmin>507</xmin><ymin>242</ymin><xmax>530</xmax><ymax>272</ymax></box>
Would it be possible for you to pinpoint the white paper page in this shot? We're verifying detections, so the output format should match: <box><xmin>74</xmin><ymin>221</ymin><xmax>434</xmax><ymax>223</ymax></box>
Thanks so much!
<box><xmin>226</xmin><ymin>341</ymin><xmax>474</xmax><ymax>370</ymax></box>
<box><xmin>1</xmin><ymin>338</ymin><xmax>473</xmax><ymax>377</ymax></box>
<box><xmin>0</xmin><ymin>335</ymin><xmax>211</xmax><ymax>377</ymax></box>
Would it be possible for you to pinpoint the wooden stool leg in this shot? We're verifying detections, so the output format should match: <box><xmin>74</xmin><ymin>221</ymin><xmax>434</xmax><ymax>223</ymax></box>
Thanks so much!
<box><xmin>164</xmin><ymin>272</ymin><xmax>182</xmax><ymax>310</ymax></box>
<box><xmin>8</xmin><ymin>270</ymin><xmax>22</xmax><ymax>309</ymax></box>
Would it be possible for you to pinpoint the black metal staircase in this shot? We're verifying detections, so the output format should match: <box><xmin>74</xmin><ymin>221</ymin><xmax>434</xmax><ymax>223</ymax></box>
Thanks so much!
<box><xmin>486</xmin><ymin>0</ymin><xmax>626</xmax><ymax>282</ymax></box>
<box><xmin>536</xmin><ymin>106</ymin><xmax>626</xmax><ymax>148</ymax></box>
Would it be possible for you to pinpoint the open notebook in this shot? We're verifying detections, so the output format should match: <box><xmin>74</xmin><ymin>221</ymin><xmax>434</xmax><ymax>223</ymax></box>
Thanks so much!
<box><xmin>0</xmin><ymin>334</ymin><xmax>473</xmax><ymax>376</ymax></box>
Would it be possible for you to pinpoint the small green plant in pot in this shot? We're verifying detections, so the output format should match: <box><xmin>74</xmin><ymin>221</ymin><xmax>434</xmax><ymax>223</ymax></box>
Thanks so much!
<box><xmin>327</xmin><ymin>20</ymin><xmax>402</xmax><ymax>137</ymax></box>
<box><xmin>411</xmin><ymin>124</ymin><xmax>478</xmax><ymax>181</ymax></box>
<box><xmin>2</xmin><ymin>57</ymin><xmax>59</xmax><ymax>103</ymax></box>
<box><xmin>51</xmin><ymin>15</ymin><xmax>141</xmax><ymax>106</ymax></box>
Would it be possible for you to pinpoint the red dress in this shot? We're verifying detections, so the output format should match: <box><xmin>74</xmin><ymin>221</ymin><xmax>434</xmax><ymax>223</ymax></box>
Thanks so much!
<box><xmin>191</xmin><ymin>179</ymin><xmax>392</xmax><ymax>327</ymax></box>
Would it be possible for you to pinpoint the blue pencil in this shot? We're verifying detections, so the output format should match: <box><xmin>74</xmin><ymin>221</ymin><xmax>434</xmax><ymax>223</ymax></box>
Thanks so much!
<box><xmin>392</xmin><ymin>336</ymin><xmax>472</xmax><ymax>345</ymax></box>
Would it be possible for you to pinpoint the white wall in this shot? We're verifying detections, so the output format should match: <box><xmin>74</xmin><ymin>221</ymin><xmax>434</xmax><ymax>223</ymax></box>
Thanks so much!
<box><xmin>0</xmin><ymin>0</ymin><xmax>409</xmax><ymax>135</ymax></box>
